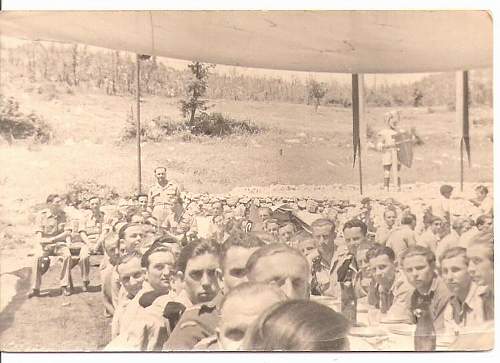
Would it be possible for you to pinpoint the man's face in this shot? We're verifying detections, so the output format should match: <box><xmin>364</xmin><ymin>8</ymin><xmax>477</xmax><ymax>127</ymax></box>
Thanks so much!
<box><xmin>50</xmin><ymin>196</ymin><xmax>63</xmax><ymax>212</ymax></box>
<box><xmin>265</xmin><ymin>222</ymin><xmax>279</xmax><ymax>235</ymax></box>
<box><xmin>402</xmin><ymin>255</ymin><xmax>435</xmax><ymax>292</ymax></box>
<box><xmin>467</xmin><ymin>246</ymin><xmax>493</xmax><ymax>288</ymax></box>
<box><xmin>248</xmin><ymin>252</ymin><xmax>309</xmax><ymax>300</ymax></box>
<box><xmin>212</xmin><ymin>203</ymin><xmax>223</xmax><ymax>216</ymax></box>
<box><xmin>278</xmin><ymin>224</ymin><xmax>295</xmax><ymax>243</ymax></box>
<box><xmin>389</xmin><ymin>116</ymin><xmax>399</xmax><ymax>130</ymax></box>
<box><xmin>184</xmin><ymin>253</ymin><xmax>221</xmax><ymax>304</ymax></box>
<box><xmin>121</xmin><ymin>225</ymin><xmax>144</xmax><ymax>253</ymax></box>
<box><xmin>155</xmin><ymin>168</ymin><xmax>167</xmax><ymax>182</ymax></box>
<box><xmin>89</xmin><ymin>198</ymin><xmax>100</xmax><ymax>211</ymax></box>
<box><xmin>223</xmin><ymin>246</ymin><xmax>260</xmax><ymax>292</ymax></box>
<box><xmin>138</xmin><ymin>196</ymin><xmax>148</xmax><ymax>210</ymax></box>
<box><xmin>218</xmin><ymin>290</ymin><xmax>284</xmax><ymax>350</ymax></box>
<box><xmin>460</xmin><ymin>220</ymin><xmax>473</xmax><ymax>234</ymax></box>
<box><xmin>370</xmin><ymin>254</ymin><xmax>395</xmax><ymax>287</ymax></box>
<box><xmin>258</xmin><ymin>208</ymin><xmax>272</xmax><ymax>222</ymax></box>
<box><xmin>118</xmin><ymin>258</ymin><xmax>145</xmax><ymax>297</ymax></box>
<box><xmin>343</xmin><ymin>227</ymin><xmax>365</xmax><ymax>254</ymax></box>
<box><xmin>475</xmin><ymin>190</ymin><xmax>487</xmax><ymax>202</ymax></box>
<box><xmin>146</xmin><ymin>251</ymin><xmax>175</xmax><ymax>294</ymax></box>
<box><xmin>442</xmin><ymin>191</ymin><xmax>452</xmax><ymax>199</ymax></box>
<box><xmin>441</xmin><ymin>255</ymin><xmax>471</xmax><ymax>298</ymax></box>
<box><xmin>384</xmin><ymin>211</ymin><xmax>397</xmax><ymax>228</ymax></box>
<box><xmin>312</xmin><ymin>224</ymin><xmax>335</xmax><ymax>258</ymax></box>
<box><xmin>430</xmin><ymin>219</ymin><xmax>443</xmax><ymax>235</ymax></box>
<box><xmin>478</xmin><ymin>218</ymin><xmax>493</xmax><ymax>232</ymax></box>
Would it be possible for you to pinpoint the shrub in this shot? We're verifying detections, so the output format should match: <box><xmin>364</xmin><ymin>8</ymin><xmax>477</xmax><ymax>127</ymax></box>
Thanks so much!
<box><xmin>0</xmin><ymin>96</ymin><xmax>53</xmax><ymax>144</ymax></box>
<box><xmin>187</xmin><ymin>112</ymin><xmax>265</xmax><ymax>137</ymax></box>
<box><xmin>65</xmin><ymin>179</ymin><xmax>120</xmax><ymax>208</ymax></box>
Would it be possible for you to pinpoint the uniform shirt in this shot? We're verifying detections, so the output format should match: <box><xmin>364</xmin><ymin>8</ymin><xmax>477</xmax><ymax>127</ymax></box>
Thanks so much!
<box><xmin>105</xmin><ymin>282</ymin><xmax>173</xmax><ymax>351</ymax></box>
<box><xmin>404</xmin><ymin>275</ymin><xmax>451</xmax><ymax>332</ymax></box>
<box><xmin>148</xmin><ymin>181</ymin><xmax>181</xmax><ymax>208</ymax></box>
<box><xmin>35</xmin><ymin>208</ymin><xmax>70</xmax><ymax>238</ymax></box>
<box><xmin>417</xmin><ymin>229</ymin><xmax>440</xmax><ymax>253</ymax></box>
<box><xmin>111</xmin><ymin>286</ymin><xmax>135</xmax><ymax>338</ymax></box>
<box><xmin>367</xmin><ymin>273</ymin><xmax>412</xmax><ymax>320</ymax></box>
<box><xmin>443</xmin><ymin>282</ymin><xmax>493</xmax><ymax>336</ymax></box>
<box><xmin>375</xmin><ymin>223</ymin><xmax>394</xmax><ymax>246</ymax></box>
<box><xmin>313</xmin><ymin>245</ymin><xmax>361</xmax><ymax>299</ymax></box>
<box><xmin>164</xmin><ymin>293</ymin><xmax>223</xmax><ymax>350</ymax></box>
<box><xmin>386</xmin><ymin>225</ymin><xmax>418</xmax><ymax>261</ymax></box>
<box><xmin>479</xmin><ymin>197</ymin><xmax>493</xmax><ymax>216</ymax></box>
<box><xmin>377</xmin><ymin>128</ymin><xmax>399</xmax><ymax>165</ymax></box>
<box><xmin>78</xmin><ymin>210</ymin><xmax>107</xmax><ymax>238</ymax></box>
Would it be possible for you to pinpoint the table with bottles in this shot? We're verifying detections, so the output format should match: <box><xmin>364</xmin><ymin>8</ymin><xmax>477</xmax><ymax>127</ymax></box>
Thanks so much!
<box><xmin>311</xmin><ymin>295</ymin><xmax>456</xmax><ymax>351</ymax></box>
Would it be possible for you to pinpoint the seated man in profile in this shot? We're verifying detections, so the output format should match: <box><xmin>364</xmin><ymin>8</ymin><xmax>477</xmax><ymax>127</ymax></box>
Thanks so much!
<box><xmin>366</xmin><ymin>244</ymin><xmax>413</xmax><ymax>322</ymax></box>
<box><xmin>394</xmin><ymin>246</ymin><xmax>450</xmax><ymax>331</ymax></box>
<box><xmin>440</xmin><ymin>247</ymin><xmax>482</xmax><ymax>336</ymax></box>
<box><xmin>106</xmin><ymin>244</ymin><xmax>177</xmax><ymax>351</ymax></box>
<box><xmin>111</xmin><ymin>252</ymin><xmax>146</xmax><ymax>338</ymax></box>
<box><xmin>449</xmin><ymin>239</ymin><xmax>494</xmax><ymax>350</ymax></box>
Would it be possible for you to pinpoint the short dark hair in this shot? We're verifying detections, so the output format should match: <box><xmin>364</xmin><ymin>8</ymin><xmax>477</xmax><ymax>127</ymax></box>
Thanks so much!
<box><xmin>118</xmin><ymin>223</ymin><xmax>143</xmax><ymax>240</ymax></box>
<box><xmin>440</xmin><ymin>184</ymin><xmax>453</xmax><ymax>196</ymax></box>
<box><xmin>366</xmin><ymin>244</ymin><xmax>396</xmax><ymax>263</ymax></box>
<box><xmin>400</xmin><ymin>245</ymin><xmax>436</xmax><ymax>266</ymax></box>
<box><xmin>154</xmin><ymin>167</ymin><xmax>166</xmax><ymax>173</ymax></box>
<box><xmin>136</xmin><ymin>193</ymin><xmax>148</xmax><ymax>200</ymax></box>
<box><xmin>141</xmin><ymin>246</ymin><xmax>175</xmax><ymax>269</ymax></box>
<box><xmin>46</xmin><ymin>194</ymin><xmax>60</xmax><ymax>204</ymax></box>
<box><xmin>176</xmin><ymin>238</ymin><xmax>221</xmax><ymax>273</ymax></box>
<box><xmin>311</xmin><ymin>218</ymin><xmax>335</xmax><ymax>233</ymax></box>
<box><xmin>401</xmin><ymin>214</ymin><xmax>417</xmax><ymax>225</ymax></box>
<box><xmin>221</xmin><ymin>232</ymin><xmax>265</xmax><ymax>270</ymax></box>
<box><xmin>476</xmin><ymin>214</ymin><xmax>492</xmax><ymax>226</ymax></box>
<box><xmin>342</xmin><ymin>219</ymin><xmax>367</xmax><ymax>236</ymax></box>
<box><xmin>475</xmin><ymin>185</ymin><xmax>488</xmax><ymax>195</ymax></box>
<box><xmin>383</xmin><ymin>207</ymin><xmax>397</xmax><ymax>218</ymax></box>
<box><xmin>88</xmin><ymin>196</ymin><xmax>100</xmax><ymax>202</ymax></box>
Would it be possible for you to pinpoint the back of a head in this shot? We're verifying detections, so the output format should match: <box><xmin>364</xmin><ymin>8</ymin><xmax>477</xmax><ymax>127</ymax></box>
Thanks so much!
<box><xmin>401</xmin><ymin>213</ymin><xmax>416</xmax><ymax>226</ymax></box>
<box><xmin>243</xmin><ymin>300</ymin><xmax>350</xmax><ymax>351</ymax></box>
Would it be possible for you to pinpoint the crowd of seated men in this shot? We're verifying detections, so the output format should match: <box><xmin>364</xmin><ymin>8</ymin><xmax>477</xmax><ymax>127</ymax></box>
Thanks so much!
<box><xmin>27</xmin><ymin>168</ymin><xmax>494</xmax><ymax>351</ymax></box>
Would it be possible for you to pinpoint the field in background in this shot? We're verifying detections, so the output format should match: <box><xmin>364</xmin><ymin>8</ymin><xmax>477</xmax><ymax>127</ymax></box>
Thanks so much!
<box><xmin>0</xmin><ymin>75</ymin><xmax>494</xmax><ymax>251</ymax></box>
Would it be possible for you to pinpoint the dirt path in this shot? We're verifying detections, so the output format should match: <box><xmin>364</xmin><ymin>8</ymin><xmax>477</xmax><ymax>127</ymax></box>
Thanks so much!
<box><xmin>0</xmin><ymin>256</ymin><xmax>111</xmax><ymax>351</ymax></box>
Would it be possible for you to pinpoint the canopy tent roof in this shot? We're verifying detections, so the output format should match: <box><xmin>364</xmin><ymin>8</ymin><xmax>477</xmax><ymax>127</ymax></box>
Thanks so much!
<box><xmin>0</xmin><ymin>10</ymin><xmax>492</xmax><ymax>74</ymax></box>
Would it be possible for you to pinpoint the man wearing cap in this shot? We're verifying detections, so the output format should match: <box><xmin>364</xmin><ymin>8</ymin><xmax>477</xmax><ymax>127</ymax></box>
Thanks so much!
<box><xmin>28</xmin><ymin>194</ymin><xmax>73</xmax><ymax>298</ymax></box>
<box><xmin>148</xmin><ymin>167</ymin><xmax>182</xmax><ymax>230</ymax></box>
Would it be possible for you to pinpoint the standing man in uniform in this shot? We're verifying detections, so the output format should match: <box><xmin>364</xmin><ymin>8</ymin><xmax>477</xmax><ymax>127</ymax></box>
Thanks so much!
<box><xmin>377</xmin><ymin>111</ymin><xmax>403</xmax><ymax>192</ymax></box>
<box><xmin>28</xmin><ymin>194</ymin><xmax>73</xmax><ymax>297</ymax></box>
<box><xmin>148</xmin><ymin>167</ymin><xmax>182</xmax><ymax>231</ymax></box>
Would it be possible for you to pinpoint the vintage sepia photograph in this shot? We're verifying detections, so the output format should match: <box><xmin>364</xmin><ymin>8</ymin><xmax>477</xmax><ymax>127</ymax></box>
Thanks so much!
<box><xmin>0</xmin><ymin>10</ymin><xmax>494</xmax><ymax>352</ymax></box>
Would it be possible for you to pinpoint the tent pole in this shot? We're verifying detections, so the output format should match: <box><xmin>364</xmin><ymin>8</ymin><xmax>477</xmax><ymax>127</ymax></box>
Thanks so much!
<box><xmin>136</xmin><ymin>54</ymin><xmax>142</xmax><ymax>194</ymax></box>
<box><xmin>352</xmin><ymin>74</ymin><xmax>365</xmax><ymax>195</ymax></box>
<box><xmin>456</xmin><ymin>71</ymin><xmax>469</xmax><ymax>192</ymax></box>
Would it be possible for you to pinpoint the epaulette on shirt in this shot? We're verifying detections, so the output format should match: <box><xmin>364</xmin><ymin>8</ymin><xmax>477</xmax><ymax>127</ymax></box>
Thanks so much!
<box><xmin>139</xmin><ymin>290</ymin><xmax>169</xmax><ymax>308</ymax></box>
<box><xmin>163</xmin><ymin>301</ymin><xmax>186</xmax><ymax>330</ymax></box>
